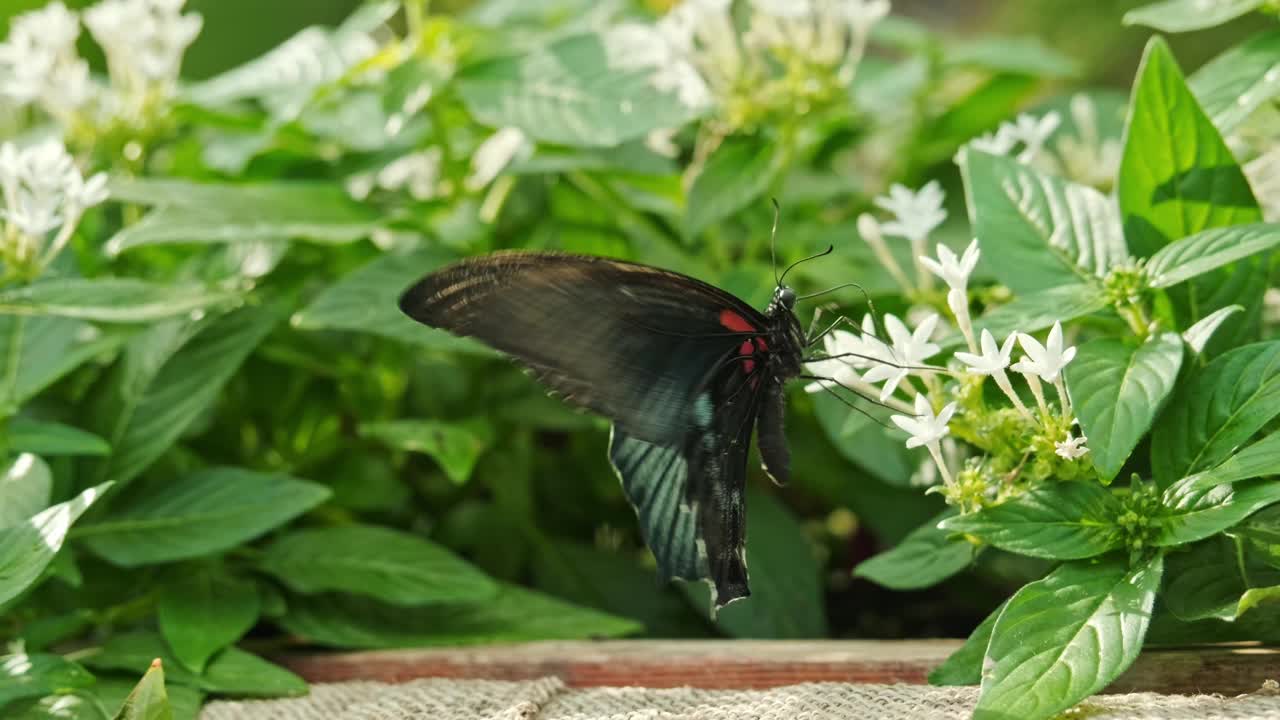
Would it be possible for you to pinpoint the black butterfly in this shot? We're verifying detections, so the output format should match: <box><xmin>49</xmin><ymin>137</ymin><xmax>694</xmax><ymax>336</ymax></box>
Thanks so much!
<box><xmin>398</xmin><ymin>247</ymin><xmax>854</xmax><ymax>609</ymax></box>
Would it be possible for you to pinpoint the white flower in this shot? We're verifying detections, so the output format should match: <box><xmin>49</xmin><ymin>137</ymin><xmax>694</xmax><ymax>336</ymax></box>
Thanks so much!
<box><xmin>891</xmin><ymin>394</ymin><xmax>957</xmax><ymax>449</ymax></box>
<box><xmin>874</xmin><ymin>181</ymin><xmax>946</xmax><ymax>243</ymax></box>
<box><xmin>85</xmin><ymin>0</ymin><xmax>202</xmax><ymax>115</ymax></box>
<box><xmin>841</xmin><ymin>0</ymin><xmax>892</xmax><ymax>33</ymax></box>
<box><xmin>0</xmin><ymin>139</ymin><xmax>108</xmax><ymax>267</ymax></box>
<box><xmin>1008</xmin><ymin>111</ymin><xmax>1061</xmax><ymax>164</ymax></box>
<box><xmin>465</xmin><ymin>127</ymin><xmax>530</xmax><ymax>192</ymax></box>
<box><xmin>862</xmin><ymin>313</ymin><xmax>940</xmax><ymax>400</ymax></box>
<box><xmin>1055</xmin><ymin>432</ymin><xmax>1090</xmax><ymax>460</ymax></box>
<box><xmin>802</xmin><ymin>319</ymin><xmax>894</xmax><ymax>394</ymax></box>
<box><xmin>1056</xmin><ymin>94</ymin><xmax>1121</xmax><ymax>190</ymax></box>
<box><xmin>0</xmin><ymin>1</ymin><xmax>94</xmax><ymax>118</ymax></box>
<box><xmin>376</xmin><ymin>148</ymin><xmax>443</xmax><ymax>201</ymax></box>
<box><xmin>1011</xmin><ymin>321</ymin><xmax>1077</xmax><ymax>382</ymax></box>
<box><xmin>954</xmin><ymin>329</ymin><xmax>1016</xmax><ymax>375</ymax></box>
<box><xmin>604</xmin><ymin>16</ymin><xmax>714</xmax><ymax>110</ymax></box>
<box><xmin>919</xmin><ymin>239</ymin><xmax>980</xmax><ymax>292</ymax></box>
<box><xmin>969</xmin><ymin>127</ymin><xmax>1016</xmax><ymax>155</ymax></box>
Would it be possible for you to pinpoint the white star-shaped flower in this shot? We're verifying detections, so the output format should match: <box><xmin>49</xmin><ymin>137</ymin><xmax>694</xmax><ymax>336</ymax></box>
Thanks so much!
<box><xmin>862</xmin><ymin>313</ymin><xmax>940</xmax><ymax>400</ymax></box>
<box><xmin>1008</xmin><ymin>111</ymin><xmax>1061</xmax><ymax>163</ymax></box>
<box><xmin>920</xmin><ymin>239</ymin><xmax>980</xmax><ymax>292</ymax></box>
<box><xmin>954</xmin><ymin>329</ymin><xmax>1017</xmax><ymax>376</ymax></box>
<box><xmin>969</xmin><ymin>127</ymin><xmax>1016</xmax><ymax>156</ymax></box>
<box><xmin>891</xmin><ymin>394</ymin><xmax>957</xmax><ymax>449</ymax></box>
<box><xmin>874</xmin><ymin>181</ymin><xmax>946</xmax><ymax>242</ymax></box>
<box><xmin>1011</xmin><ymin>321</ymin><xmax>1077</xmax><ymax>382</ymax></box>
<box><xmin>1055</xmin><ymin>432</ymin><xmax>1090</xmax><ymax>460</ymax></box>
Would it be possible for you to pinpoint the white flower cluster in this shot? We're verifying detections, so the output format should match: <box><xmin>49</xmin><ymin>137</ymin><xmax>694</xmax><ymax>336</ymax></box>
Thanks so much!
<box><xmin>604</xmin><ymin>0</ymin><xmax>891</xmax><ymax>113</ymax></box>
<box><xmin>0</xmin><ymin>0</ymin><xmax>202</xmax><ymax>128</ymax></box>
<box><xmin>807</xmin><ymin>181</ymin><xmax>1089</xmax><ymax>490</ymax></box>
<box><xmin>0</xmin><ymin>139</ymin><xmax>108</xmax><ymax>273</ymax></box>
<box><xmin>966</xmin><ymin>95</ymin><xmax>1123</xmax><ymax>190</ymax></box>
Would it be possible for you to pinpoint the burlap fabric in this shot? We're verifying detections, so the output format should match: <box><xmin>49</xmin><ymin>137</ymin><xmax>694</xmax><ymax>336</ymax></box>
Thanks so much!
<box><xmin>200</xmin><ymin>678</ymin><xmax>1280</xmax><ymax>719</ymax></box>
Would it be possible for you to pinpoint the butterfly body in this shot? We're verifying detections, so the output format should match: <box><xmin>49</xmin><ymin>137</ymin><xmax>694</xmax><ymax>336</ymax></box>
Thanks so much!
<box><xmin>399</xmin><ymin>251</ymin><xmax>805</xmax><ymax>608</ymax></box>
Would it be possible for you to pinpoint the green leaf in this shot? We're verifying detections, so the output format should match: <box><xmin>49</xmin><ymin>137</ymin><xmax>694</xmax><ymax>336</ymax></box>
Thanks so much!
<box><xmin>1065</xmin><ymin>333</ymin><xmax>1183</xmax><ymax>481</ymax></box>
<box><xmin>855</xmin><ymin>510</ymin><xmax>976</xmax><ymax>589</ymax></box>
<box><xmin>88</xmin><ymin>304</ymin><xmax>285</xmax><ymax>490</ymax></box>
<box><xmin>1163</xmin><ymin>536</ymin><xmax>1280</xmax><ymax>621</ymax></box>
<box><xmin>0</xmin><ymin>280</ymin><xmax>235</xmax><ymax>323</ymax></box>
<box><xmin>0</xmin><ymin>317</ymin><xmax>120</xmax><ymax>414</ymax></box>
<box><xmin>1190</xmin><ymin>30</ymin><xmax>1280</xmax><ymax>133</ymax></box>
<box><xmin>277</xmin><ymin>583</ymin><xmax>641</xmax><ymax>648</ymax></box>
<box><xmin>79</xmin><ymin>468</ymin><xmax>329</xmax><ymax>566</ymax></box>
<box><xmin>105</xmin><ymin>178</ymin><xmax>381</xmax><ymax>252</ymax></box>
<box><xmin>1151</xmin><ymin>341</ymin><xmax>1280</xmax><ymax>484</ymax></box>
<box><xmin>9</xmin><ymin>419</ymin><xmax>110</xmax><ymax>457</ymax></box>
<box><xmin>111</xmin><ymin>659</ymin><xmax>172</xmax><ymax>720</ymax></box>
<box><xmin>941</xmin><ymin>482</ymin><xmax>1125</xmax><ymax>560</ymax></box>
<box><xmin>291</xmin><ymin>248</ymin><xmax>490</xmax><ymax>354</ymax></box>
<box><xmin>958</xmin><ymin>148</ymin><xmax>1125</xmax><ymax>295</ymax></box>
<box><xmin>0</xmin><ymin>654</ymin><xmax>94</xmax><ymax>708</ymax></box>
<box><xmin>0</xmin><ymin>454</ymin><xmax>52</xmax><ymax>528</ymax></box>
<box><xmin>84</xmin><ymin>632</ymin><xmax>306</xmax><ymax>698</ymax></box>
<box><xmin>975</xmin><ymin>554</ymin><xmax>1162</xmax><ymax>720</ymax></box>
<box><xmin>1156</xmin><ymin>477</ymin><xmax>1280</xmax><ymax>546</ymax></box>
<box><xmin>953</xmin><ymin>283</ymin><xmax>1109</xmax><ymax>349</ymax></box>
<box><xmin>1118</xmin><ymin>38</ymin><xmax>1262</xmax><ymax>258</ymax></box>
<box><xmin>1237</xmin><ymin>585</ymin><xmax>1280</xmax><ymax>617</ymax></box>
<box><xmin>1123</xmin><ymin>0</ymin><xmax>1264</xmax><ymax>32</ymax></box>
<box><xmin>685</xmin><ymin>489</ymin><xmax>828</xmax><ymax>638</ymax></box>
<box><xmin>1182</xmin><ymin>305</ymin><xmax>1243</xmax><ymax>355</ymax></box>
<box><xmin>684</xmin><ymin>137</ymin><xmax>781</xmax><ymax>237</ymax></box>
<box><xmin>158</xmin><ymin>569</ymin><xmax>260</xmax><ymax>673</ymax></box>
<box><xmin>358</xmin><ymin>420</ymin><xmax>491</xmax><ymax>486</ymax></box>
<box><xmin>0</xmin><ymin>483</ymin><xmax>110</xmax><ymax>606</ymax></box>
<box><xmin>1180</xmin><ymin>430</ymin><xmax>1280</xmax><ymax>490</ymax></box>
<box><xmin>457</xmin><ymin>33</ymin><xmax>699</xmax><ymax>148</ymax></box>
<box><xmin>945</xmin><ymin>36</ymin><xmax>1079</xmax><ymax>77</ymax></box>
<box><xmin>258</xmin><ymin>524</ymin><xmax>497</xmax><ymax>606</ymax></box>
<box><xmin>928</xmin><ymin>600</ymin><xmax>1006</xmax><ymax>686</ymax></box>
<box><xmin>1236</xmin><ymin>506</ymin><xmax>1280</xmax><ymax>567</ymax></box>
<box><xmin>1146</xmin><ymin>225</ymin><xmax>1280</xmax><ymax>288</ymax></box>
<box><xmin>91</xmin><ymin>679</ymin><xmax>202</xmax><ymax>720</ymax></box>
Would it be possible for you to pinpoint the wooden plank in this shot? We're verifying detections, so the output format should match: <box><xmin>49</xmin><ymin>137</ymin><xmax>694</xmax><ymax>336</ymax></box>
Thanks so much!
<box><xmin>277</xmin><ymin>640</ymin><xmax>1280</xmax><ymax>695</ymax></box>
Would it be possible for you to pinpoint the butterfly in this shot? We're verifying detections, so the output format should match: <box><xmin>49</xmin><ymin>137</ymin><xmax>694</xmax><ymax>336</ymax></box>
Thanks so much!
<box><xmin>398</xmin><ymin>245</ymin><xmax>859</xmax><ymax>609</ymax></box>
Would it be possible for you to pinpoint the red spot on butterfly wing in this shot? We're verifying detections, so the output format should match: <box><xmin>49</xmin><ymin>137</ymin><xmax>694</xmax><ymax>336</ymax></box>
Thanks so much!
<box><xmin>739</xmin><ymin>340</ymin><xmax>756</xmax><ymax>373</ymax></box>
<box><xmin>719</xmin><ymin>309</ymin><xmax>757</xmax><ymax>333</ymax></box>
<box><xmin>754</xmin><ymin>337</ymin><xmax>768</xmax><ymax>351</ymax></box>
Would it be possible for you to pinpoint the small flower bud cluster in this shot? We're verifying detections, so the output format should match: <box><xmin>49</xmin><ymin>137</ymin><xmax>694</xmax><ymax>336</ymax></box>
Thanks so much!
<box><xmin>0</xmin><ymin>139</ymin><xmax>108</xmax><ymax>277</ymax></box>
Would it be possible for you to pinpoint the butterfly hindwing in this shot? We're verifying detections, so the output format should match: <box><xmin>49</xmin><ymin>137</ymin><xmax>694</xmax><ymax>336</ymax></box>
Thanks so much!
<box><xmin>608</xmin><ymin>358</ymin><xmax>761</xmax><ymax>607</ymax></box>
<box><xmin>399</xmin><ymin>252</ymin><xmax>769</xmax><ymax>444</ymax></box>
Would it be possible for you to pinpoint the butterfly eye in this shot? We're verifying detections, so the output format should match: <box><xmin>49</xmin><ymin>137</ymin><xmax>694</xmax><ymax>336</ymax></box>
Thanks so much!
<box><xmin>777</xmin><ymin>287</ymin><xmax>797</xmax><ymax>308</ymax></box>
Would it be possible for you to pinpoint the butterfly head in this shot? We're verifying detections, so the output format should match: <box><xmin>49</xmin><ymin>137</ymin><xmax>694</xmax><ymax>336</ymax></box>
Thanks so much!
<box><xmin>773</xmin><ymin>285</ymin><xmax>797</xmax><ymax>310</ymax></box>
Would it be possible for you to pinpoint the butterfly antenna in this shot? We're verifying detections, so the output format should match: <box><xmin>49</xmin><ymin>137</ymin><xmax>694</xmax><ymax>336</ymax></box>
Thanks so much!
<box><xmin>778</xmin><ymin>245</ymin><xmax>834</xmax><ymax>287</ymax></box>
<box><xmin>802</xmin><ymin>376</ymin><xmax>894</xmax><ymax>430</ymax></box>
<box><xmin>770</xmin><ymin>198</ymin><xmax>781</xmax><ymax>287</ymax></box>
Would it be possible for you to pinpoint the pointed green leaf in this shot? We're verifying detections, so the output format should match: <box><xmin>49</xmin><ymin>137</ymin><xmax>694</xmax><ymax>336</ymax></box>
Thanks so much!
<box><xmin>88</xmin><ymin>303</ymin><xmax>285</xmax><ymax>490</ymax></box>
<box><xmin>105</xmin><ymin>178</ymin><xmax>381</xmax><ymax>253</ymax></box>
<box><xmin>258</xmin><ymin>524</ymin><xmax>497</xmax><ymax>605</ymax></box>
<box><xmin>1180</xmin><ymin>430</ymin><xmax>1280</xmax><ymax>490</ymax></box>
<box><xmin>111</xmin><ymin>659</ymin><xmax>173</xmax><ymax>720</ymax></box>
<box><xmin>158</xmin><ymin>569</ymin><xmax>260</xmax><ymax>672</ymax></box>
<box><xmin>855</xmin><ymin>510</ymin><xmax>976</xmax><ymax>589</ymax></box>
<box><xmin>79</xmin><ymin>468</ymin><xmax>329</xmax><ymax>566</ymax></box>
<box><xmin>0</xmin><ymin>454</ymin><xmax>52</xmax><ymax>529</ymax></box>
<box><xmin>0</xmin><ymin>654</ymin><xmax>94</xmax><ymax>708</ymax></box>
<box><xmin>1120</xmin><ymin>38</ymin><xmax>1262</xmax><ymax>256</ymax></box>
<box><xmin>685</xmin><ymin>137</ymin><xmax>781</xmax><ymax>237</ymax></box>
<box><xmin>291</xmin><ymin>248</ymin><xmax>490</xmax><ymax>354</ymax></box>
<box><xmin>0</xmin><ymin>317</ymin><xmax>120</xmax><ymax>415</ymax></box>
<box><xmin>958</xmin><ymin>148</ymin><xmax>1125</xmax><ymax>294</ymax></box>
<box><xmin>0</xmin><ymin>280</ymin><xmax>235</xmax><ymax>323</ymax></box>
<box><xmin>942</xmin><ymin>482</ymin><xmax>1125</xmax><ymax>559</ymax></box>
<box><xmin>85</xmin><ymin>632</ymin><xmax>306</xmax><ymax>698</ymax></box>
<box><xmin>1237</xmin><ymin>585</ymin><xmax>1280</xmax><ymax>617</ymax></box>
<box><xmin>1163</xmin><ymin>537</ymin><xmax>1280</xmax><ymax>621</ymax></box>
<box><xmin>1190</xmin><ymin>29</ymin><xmax>1280</xmax><ymax>133</ymax></box>
<box><xmin>928</xmin><ymin>600</ymin><xmax>1007</xmax><ymax>686</ymax></box>
<box><xmin>975</xmin><ymin>554</ymin><xmax>1162</xmax><ymax>720</ymax></box>
<box><xmin>9</xmin><ymin>419</ymin><xmax>110</xmax><ymax>458</ymax></box>
<box><xmin>1124</xmin><ymin>0</ymin><xmax>1264</xmax><ymax>32</ymax></box>
<box><xmin>90</xmin><ymin>679</ymin><xmax>201</xmax><ymax>720</ymax></box>
<box><xmin>457</xmin><ymin>33</ymin><xmax>699</xmax><ymax>148</ymax></box>
<box><xmin>1066</xmin><ymin>333</ymin><xmax>1183</xmax><ymax>481</ymax></box>
<box><xmin>358</xmin><ymin>420</ymin><xmax>491</xmax><ymax>486</ymax></box>
<box><xmin>1151</xmin><ymin>341</ymin><xmax>1280</xmax><ymax>484</ymax></box>
<box><xmin>277</xmin><ymin>583</ymin><xmax>641</xmax><ymax>648</ymax></box>
<box><xmin>1146</xmin><ymin>224</ymin><xmax>1280</xmax><ymax>288</ymax></box>
<box><xmin>1156</xmin><ymin>477</ymin><xmax>1280</xmax><ymax>546</ymax></box>
<box><xmin>1182</xmin><ymin>305</ymin><xmax>1243</xmax><ymax>355</ymax></box>
<box><xmin>0</xmin><ymin>483</ymin><xmax>111</xmax><ymax>606</ymax></box>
